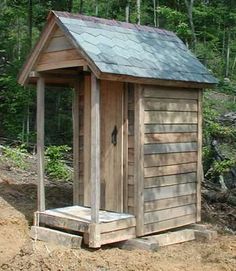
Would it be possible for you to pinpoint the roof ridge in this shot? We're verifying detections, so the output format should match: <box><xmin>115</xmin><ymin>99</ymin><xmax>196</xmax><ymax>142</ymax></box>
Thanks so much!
<box><xmin>52</xmin><ymin>10</ymin><xmax>176</xmax><ymax>37</ymax></box>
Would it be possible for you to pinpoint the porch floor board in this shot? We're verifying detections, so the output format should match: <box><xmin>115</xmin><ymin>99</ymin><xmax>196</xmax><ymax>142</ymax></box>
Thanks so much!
<box><xmin>37</xmin><ymin>205</ymin><xmax>136</xmax><ymax>246</ymax></box>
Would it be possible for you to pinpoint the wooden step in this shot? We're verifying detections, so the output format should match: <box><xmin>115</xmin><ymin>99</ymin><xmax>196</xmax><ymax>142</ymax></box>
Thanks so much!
<box><xmin>30</xmin><ymin>226</ymin><xmax>82</xmax><ymax>248</ymax></box>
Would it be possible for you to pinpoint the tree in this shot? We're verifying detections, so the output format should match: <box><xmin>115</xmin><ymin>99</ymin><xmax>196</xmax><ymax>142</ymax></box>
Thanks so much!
<box><xmin>184</xmin><ymin>0</ymin><xmax>197</xmax><ymax>49</ymax></box>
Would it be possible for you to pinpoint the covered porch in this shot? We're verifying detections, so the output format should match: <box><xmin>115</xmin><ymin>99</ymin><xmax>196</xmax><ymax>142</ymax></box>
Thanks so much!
<box><xmin>36</xmin><ymin>206</ymin><xmax>136</xmax><ymax>246</ymax></box>
<box><xmin>33</xmin><ymin>68</ymin><xmax>135</xmax><ymax>248</ymax></box>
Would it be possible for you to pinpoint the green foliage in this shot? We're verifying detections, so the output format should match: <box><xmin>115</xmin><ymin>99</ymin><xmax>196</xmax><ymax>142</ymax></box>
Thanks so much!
<box><xmin>1</xmin><ymin>145</ymin><xmax>28</xmax><ymax>170</ymax></box>
<box><xmin>0</xmin><ymin>0</ymin><xmax>236</xmax><ymax>149</ymax></box>
<box><xmin>45</xmin><ymin>145</ymin><xmax>72</xmax><ymax>181</ymax></box>
<box><xmin>206</xmin><ymin>159</ymin><xmax>236</xmax><ymax>180</ymax></box>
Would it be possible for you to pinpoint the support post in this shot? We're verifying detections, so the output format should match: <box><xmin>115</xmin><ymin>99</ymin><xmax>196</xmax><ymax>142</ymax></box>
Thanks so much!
<box><xmin>73</xmin><ymin>80</ymin><xmax>80</xmax><ymax>205</ymax></box>
<box><xmin>134</xmin><ymin>84</ymin><xmax>144</xmax><ymax>236</ymax></box>
<box><xmin>37</xmin><ymin>76</ymin><xmax>45</xmax><ymax>212</ymax></box>
<box><xmin>196</xmin><ymin>89</ymin><xmax>203</xmax><ymax>222</ymax></box>
<box><xmin>89</xmin><ymin>73</ymin><xmax>101</xmax><ymax>248</ymax></box>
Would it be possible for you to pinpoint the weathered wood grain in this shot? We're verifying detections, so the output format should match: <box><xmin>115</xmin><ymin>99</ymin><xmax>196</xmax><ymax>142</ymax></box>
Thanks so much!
<box><xmin>30</xmin><ymin>226</ymin><xmax>82</xmax><ymax>248</ymax></box>
<box><xmin>38</xmin><ymin>49</ymin><xmax>82</xmax><ymax>64</ymax></box>
<box><xmin>144</xmin><ymin>142</ymin><xmax>198</xmax><ymax>154</ymax></box>
<box><xmin>143</xmin><ymin>214</ymin><xmax>196</xmax><ymax>234</ymax></box>
<box><xmin>197</xmin><ymin>89</ymin><xmax>203</xmax><ymax>222</ymax></box>
<box><xmin>143</xmin><ymin>87</ymin><xmax>198</xmax><ymax>99</ymax></box>
<box><xmin>144</xmin><ymin>132</ymin><xmax>197</xmax><ymax>144</ymax></box>
<box><xmin>144</xmin><ymin>98</ymin><xmax>197</xmax><ymax>112</ymax></box>
<box><xmin>100</xmin><ymin>217</ymin><xmax>136</xmax><ymax>233</ymax></box>
<box><xmin>37</xmin><ymin>76</ymin><xmax>45</xmax><ymax>212</ymax></box>
<box><xmin>144</xmin><ymin>172</ymin><xmax>197</xmax><ymax>188</ymax></box>
<box><xmin>144</xmin><ymin>194</ymin><xmax>196</xmax><ymax>212</ymax></box>
<box><xmin>144</xmin><ymin>111</ymin><xmax>198</xmax><ymax>124</ymax></box>
<box><xmin>101</xmin><ymin>227</ymin><xmax>136</xmax><ymax>245</ymax></box>
<box><xmin>83</xmin><ymin>75</ymin><xmax>91</xmax><ymax>207</ymax></box>
<box><xmin>100</xmin><ymin>80</ymin><xmax>124</xmax><ymax>212</ymax></box>
<box><xmin>144</xmin><ymin>162</ymin><xmax>197</xmax><ymax>178</ymax></box>
<box><xmin>45</xmin><ymin>35</ymin><xmax>73</xmax><ymax>52</ymax></box>
<box><xmin>144</xmin><ymin>204</ymin><xmax>196</xmax><ymax>224</ymax></box>
<box><xmin>145</xmin><ymin>124</ymin><xmax>198</xmax><ymax>133</ymax></box>
<box><xmin>144</xmin><ymin>182</ymin><xmax>196</xmax><ymax>201</ymax></box>
<box><xmin>144</xmin><ymin>152</ymin><xmax>197</xmax><ymax>167</ymax></box>
<box><xmin>134</xmin><ymin>84</ymin><xmax>144</xmax><ymax>236</ymax></box>
<box><xmin>90</xmin><ymin>74</ymin><xmax>100</xmax><ymax>226</ymax></box>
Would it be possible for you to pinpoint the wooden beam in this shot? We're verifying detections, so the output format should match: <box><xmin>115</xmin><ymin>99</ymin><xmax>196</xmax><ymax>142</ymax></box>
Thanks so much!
<box><xmin>123</xmin><ymin>83</ymin><xmax>129</xmax><ymax>212</ymax></box>
<box><xmin>30</xmin><ymin>226</ymin><xmax>82</xmax><ymax>248</ymax></box>
<box><xmin>37</xmin><ymin>76</ymin><xmax>45</xmax><ymax>212</ymax></box>
<box><xmin>134</xmin><ymin>84</ymin><xmax>144</xmax><ymax>236</ymax></box>
<box><xmin>73</xmin><ymin>80</ymin><xmax>80</xmax><ymax>205</ymax></box>
<box><xmin>89</xmin><ymin>73</ymin><xmax>101</xmax><ymax>247</ymax></box>
<box><xmin>99</xmin><ymin>72</ymin><xmax>216</xmax><ymax>89</ymax></box>
<box><xmin>196</xmin><ymin>89</ymin><xmax>203</xmax><ymax>222</ymax></box>
<box><xmin>83</xmin><ymin>75</ymin><xmax>91</xmax><ymax>206</ymax></box>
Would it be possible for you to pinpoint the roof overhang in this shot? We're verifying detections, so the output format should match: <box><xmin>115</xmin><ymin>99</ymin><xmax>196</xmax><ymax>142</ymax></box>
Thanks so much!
<box><xmin>18</xmin><ymin>11</ymin><xmax>217</xmax><ymax>89</ymax></box>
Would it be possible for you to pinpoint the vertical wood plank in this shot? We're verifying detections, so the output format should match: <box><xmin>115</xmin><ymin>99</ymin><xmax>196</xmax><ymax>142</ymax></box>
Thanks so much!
<box><xmin>89</xmin><ymin>73</ymin><xmax>101</xmax><ymax>248</ymax></box>
<box><xmin>134</xmin><ymin>84</ymin><xmax>144</xmax><ymax>236</ymax></box>
<box><xmin>37</xmin><ymin>76</ymin><xmax>45</xmax><ymax>212</ymax></box>
<box><xmin>123</xmin><ymin>83</ymin><xmax>129</xmax><ymax>212</ymax></box>
<box><xmin>90</xmin><ymin>73</ymin><xmax>100</xmax><ymax>224</ymax></box>
<box><xmin>83</xmin><ymin>75</ymin><xmax>91</xmax><ymax>206</ymax></box>
<box><xmin>73</xmin><ymin>80</ymin><xmax>80</xmax><ymax>205</ymax></box>
<box><xmin>196</xmin><ymin>89</ymin><xmax>203</xmax><ymax>222</ymax></box>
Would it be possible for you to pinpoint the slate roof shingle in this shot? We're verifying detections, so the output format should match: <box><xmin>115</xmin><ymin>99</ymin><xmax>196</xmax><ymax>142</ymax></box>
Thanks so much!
<box><xmin>54</xmin><ymin>11</ymin><xmax>217</xmax><ymax>84</ymax></box>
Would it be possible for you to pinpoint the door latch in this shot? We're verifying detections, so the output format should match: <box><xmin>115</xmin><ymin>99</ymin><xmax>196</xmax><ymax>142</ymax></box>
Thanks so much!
<box><xmin>111</xmin><ymin>125</ymin><xmax>118</xmax><ymax>146</ymax></box>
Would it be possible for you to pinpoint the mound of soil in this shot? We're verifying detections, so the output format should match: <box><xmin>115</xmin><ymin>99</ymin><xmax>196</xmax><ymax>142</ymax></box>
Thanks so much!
<box><xmin>0</xmin><ymin>159</ymin><xmax>236</xmax><ymax>271</ymax></box>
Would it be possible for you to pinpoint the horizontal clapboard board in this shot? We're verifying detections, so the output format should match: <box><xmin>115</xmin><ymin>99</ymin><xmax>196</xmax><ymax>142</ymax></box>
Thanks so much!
<box><xmin>143</xmin><ymin>88</ymin><xmax>198</xmax><ymax>100</ymax></box>
<box><xmin>144</xmin><ymin>163</ymin><xmax>197</xmax><ymax>178</ymax></box>
<box><xmin>144</xmin><ymin>194</ymin><xmax>197</xmax><ymax>212</ymax></box>
<box><xmin>144</xmin><ymin>182</ymin><xmax>196</xmax><ymax>201</ymax></box>
<box><xmin>145</xmin><ymin>124</ymin><xmax>198</xmax><ymax>133</ymax></box>
<box><xmin>144</xmin><ymin>152</ymin><xmax>197</xmax><ymax>167</ymax></box>
<box><xmin>143</xmin><ymin>214</ymin><xmax>196</xmax><ymax>234</ymax></box>
<box><xmin>144</xmin><ymin>142</ymin><xmax>197</xmax><ymax>154</ymax></box>
<box><xmin>144</xmin><ymin>203</ymin><xmax>196</xmax><ymax>224</ymax></box>
<box><xmin>144</xmin><ymin>172</ymin><xmax>197</xmax><ymax>188</ymax></box>
<box><xmin>144</xmin><ymin>98</ymin><xmax>198</xmax><ymax>112</ymax></box>
<box><xmin>144</xmin><ymin>111</ymin><xmax>198</xmax><ymax>124</ymax></box>
<box><xmin>144</xmin><ymin>132</ymin><xmax>197</xmax><ymax>144</ymax></box>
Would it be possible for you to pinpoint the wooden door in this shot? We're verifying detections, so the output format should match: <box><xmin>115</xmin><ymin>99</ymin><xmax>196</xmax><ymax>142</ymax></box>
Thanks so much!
<box><xmin>101</xmin><ymin>81</ymin><xmax>124</xmax><ymax>212</ymax></box>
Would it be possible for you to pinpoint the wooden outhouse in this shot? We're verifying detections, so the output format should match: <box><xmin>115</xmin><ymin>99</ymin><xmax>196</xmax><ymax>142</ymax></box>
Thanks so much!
<box><xmin>18</xmin><ymin>11</ymin><xmax>217</xmax><ymax>248</ymax></box>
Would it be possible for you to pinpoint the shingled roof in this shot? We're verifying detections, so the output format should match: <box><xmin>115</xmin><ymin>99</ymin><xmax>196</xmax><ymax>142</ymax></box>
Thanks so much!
<box><xmin>53</xmin><ymin>11</ymin><xmax>217</xmax><ymax>85</ymax></box>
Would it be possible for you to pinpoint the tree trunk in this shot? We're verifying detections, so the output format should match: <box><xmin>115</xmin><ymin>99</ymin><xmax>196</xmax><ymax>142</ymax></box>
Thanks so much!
<box><xmin>79</xmin><ymin>0</ymin><xmax>83</xmax><ymax>13</ymax></box>
<box><xmin>67</xmin><ymin>0</ymin><xmax>73</xmax><ymax>12</ymax></box>
<box><xmin>153</xmin><ymin>0</ymin><xmax>159</xmax><ymax>27</ymax></box>
<box><xmin>95</xmin><ymin>0</ymin><xmax>98</xmax><ymax>16</ymax></box>
<box><xmin>28</xmin><ymin>0</ymin><xmax>32</xmax><ymax>50</ymax></box>
<box><xmin>137</xmin><ymin>0</ymin><xmax>141</xmax><ymax>25</ymax></box>
<box><xmin>125</xmin><ymin>0</ymin><xmax>130</xmax><ymax>23</ymax></box>
<box><xmin>225</xmin><ymin>30</ymin><xmax>230</xmax><ymax>78</ymax></box>
<box><xmin>184</xmin><ymin>0</ymin><xmax>197</xmax><ymax>49</ymax></box>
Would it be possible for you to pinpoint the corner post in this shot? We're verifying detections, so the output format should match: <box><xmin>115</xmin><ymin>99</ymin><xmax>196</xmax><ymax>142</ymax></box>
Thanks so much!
<box><xmin>196</xmin><ymin>89</ymin><xmax>203</xmax><ymax>222</ymax></box>
<box><xmin>37</xmin><ymin>75</ymin><xmax>45</xmax><ymax>212</ymax></box>
<box><xmin>134</xmin><ymin>84</ymin><xmax>144</xmax><ymax>236</ymax></box>
<box><xmin>89</xmin><ymin>73</ymin><xmax>101</xmax><ymax>248</ymax></box>
<box><xmin>73</xmin><ymin>80</ymin><xmax>80</xmax><ymax>205</ymax></box>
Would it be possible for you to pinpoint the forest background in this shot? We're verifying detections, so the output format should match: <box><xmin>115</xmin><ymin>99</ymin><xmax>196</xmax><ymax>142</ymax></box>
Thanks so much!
<box><xmin>0</xmin><ymin>0</ymin><xmax>236</xmax><ymax>183</ymax></box>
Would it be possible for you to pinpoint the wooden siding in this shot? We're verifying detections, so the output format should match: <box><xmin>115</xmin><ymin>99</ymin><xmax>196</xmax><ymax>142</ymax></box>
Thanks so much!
<box><xmin>83</xmin><ymin>75</ymin><xmax>91</xmax><ymax>206</ymax></box>
<box><xmin>127</xmin><ymin>85</ymin><xmax>135</xmax><ymax>215</ymax></box>
<box><xmin>36</xmin><ymin>28</ymin><xmax>86</xmax><ymax>71</ymax></box>
<box><xmin>142</xmin><ymin>86</ymin><xmax>199</xmax><ymax>234</ymax></box>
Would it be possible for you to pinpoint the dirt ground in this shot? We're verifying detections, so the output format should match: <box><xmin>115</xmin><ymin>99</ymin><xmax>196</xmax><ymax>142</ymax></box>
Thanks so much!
<box><xmin>0</xmin><ymin>161</ymin><xmax>236</xmax><ymax>271</ymax></box>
